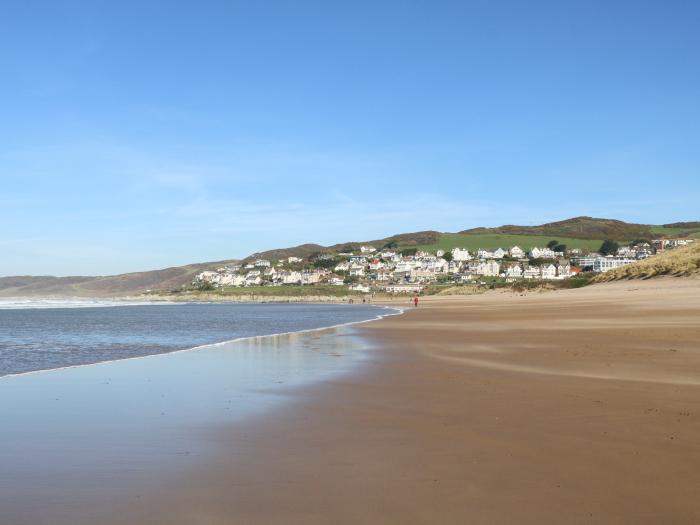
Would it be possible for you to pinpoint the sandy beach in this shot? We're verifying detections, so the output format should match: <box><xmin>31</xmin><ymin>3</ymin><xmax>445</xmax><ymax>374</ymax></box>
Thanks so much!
<box><xmin>89</xmin><ymin>277</ymin><xmax>699</xmax><ymax>525</ymax></box>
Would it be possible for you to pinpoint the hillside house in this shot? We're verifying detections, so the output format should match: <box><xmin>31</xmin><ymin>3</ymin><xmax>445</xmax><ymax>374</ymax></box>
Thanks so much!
<box><xmin>509</xmin><ymin>246</ymin><xmax>525</xmax><ymax>258</ymax></box>
<box><xmin>476</xmin><ymin>260</ymin><xmax>500</xmax><ymax>276</ymax></box>
<box><xmin>504</xmin><ymin>264</ymin><xmax>523</xmax><ymax>279</ymax></box>
<box><xmin>593</xmin><ymin>256</ymin><xmax>636</xmax><ymax>272</ymax></box>
<box><xmin>451</xmin><ymin>248</ymin><xmax>472</xmax><ymax>261</ymax></box>
<box><xmin>540</xmin><ymin>264</ymin><xmax>557</xmax><ymax>280</ymax></box>
<box><xmin>522</xmin><ymin>266</ymin><xmax>541</xmax><ymax>279</ymax></box>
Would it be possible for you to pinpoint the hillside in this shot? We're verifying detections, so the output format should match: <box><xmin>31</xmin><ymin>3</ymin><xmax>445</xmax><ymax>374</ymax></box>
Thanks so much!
<box><xmin>2</xmin><ymin>217</ymin><xmax>698</xmax><ymax>297</ymax></box>
<box><xmin>243</xmin><ymin>231</ymin><xmax>440</xmax><ymax>262</ymax></box>
<box><xmin>593</xmin><ymin>243</ymin><xmax>700</xmax><ymax>282</ymax></box>
<box><xmin>0</xmin><ymin>260</ymin><xmax>238</xmax><ymax>298</ymax></box>
<box><xmin>459</xmin><ymin>216</ymin><xmax>653</xmax><ymax>241</ymax></box>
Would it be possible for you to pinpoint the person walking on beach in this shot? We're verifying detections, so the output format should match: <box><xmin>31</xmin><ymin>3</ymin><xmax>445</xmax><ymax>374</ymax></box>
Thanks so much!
<box><xmin>413</xmin><ymin>295</ymin><xmax>419</xmax><ymax>308</ymax></box>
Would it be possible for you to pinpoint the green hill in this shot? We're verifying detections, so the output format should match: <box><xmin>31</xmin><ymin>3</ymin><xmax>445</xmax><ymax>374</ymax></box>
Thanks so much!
<box><xmin>459</xmin><ymin>216</ymin><xmax>653</xmax><ymax>241</ymax></box>
<box><xmin>3</xmin><ymin>217</ymin><xmax>699</xmax><ymax>297</ymax></box>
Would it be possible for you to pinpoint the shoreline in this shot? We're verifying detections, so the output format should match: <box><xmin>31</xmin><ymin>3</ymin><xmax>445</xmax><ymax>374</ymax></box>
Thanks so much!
<box><xmin>110</xmin><ymin>278</ymin><xmax>700</xmax><ymax>524</ymax></box>
<box><xmin>0</xmin><ymin>303</ymin><xmax>403</xmax><ymax>381</ymax></box>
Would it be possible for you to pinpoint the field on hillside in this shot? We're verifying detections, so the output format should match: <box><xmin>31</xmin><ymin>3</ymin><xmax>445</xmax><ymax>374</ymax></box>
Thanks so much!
<box><xmin>408</xmin><ymin>233</ymin><xmax>606</xmax><ymax>254</ymax></box>
<box><xmin>650</xmin><ymin>225</ymin><xmax>700</xmax><ymax>237</ymax></box>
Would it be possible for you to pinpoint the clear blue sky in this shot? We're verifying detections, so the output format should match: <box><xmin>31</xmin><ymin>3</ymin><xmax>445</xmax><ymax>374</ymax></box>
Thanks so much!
<box><xmin>2</xmin><ymin>1</ymin><xmax>698</xmax><ymax>276</ymax></box>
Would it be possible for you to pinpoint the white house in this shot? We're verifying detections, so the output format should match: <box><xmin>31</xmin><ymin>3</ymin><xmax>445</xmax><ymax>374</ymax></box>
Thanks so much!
<box><xmin>522</xmin><ymin>266</ymin><xmax>541</xmax><ymax>279</ymax></box>
<box><xmin>384</xmin><ymin>284</ymin><xmax>424</xmax><ymax>294</ymax></box>
<box><xmin>301</xmin><ymin>271</ymin><xmax>321</xmax><ymax>284</ymax></box>
<box><xmin>287</xmin><ymin>256</ymin><xmax>302</xmax><ymax>263</ymax></box>
<box><xmin>477</xmin><ymin>249</ymin><xmax>495</xmax><ymax>259</ymax></box>
<box><xmin>360</xmin><ymin>245</ymin><xmax>376</xmax><ymax>253</ymax></box>
<box><xmin>349</xmin><ymin>284</ymin><xmax>371</xmax><ymax>293</ymax></box>
<box><xmin>529</xmin><ymin>247</ymin><xmax>556</xmax><ymax>259</ymax></box>
<box><xmin>280</xmin><ymin>271</ymin><xmax>302</xmax><ymax>285</ymax></box>
<box><xmin>540</xmin><ymin>264</ymin><xmax>557</xmax><ymax>280</ymax></box>
<box><xmin>195</xmin><ymin>270</ymin><xmax>219</xmax><ymax>283</ymax></box>
<box><xmin>254</xmin><ymin>259</ymin><xmax>271</xmax><ymax>268</ymax></box>
<box><xmin>593</xmin><ymin>257</ymin><xmax>636</xmax><ymax>272</ymax></box>
<box><xmin>557</xmin><ymin>264</ymin><xmax>572</xmax><ymax>278</ymax></box>
<box><xmin>220</xmin><ymin>273</ymin><xmax>246</xmax><ymax>287</ymax></box>
<box><xmin>476</xmin><ymin>260</ymin><xmax>500</xmax><ymax>276</ymax></box>
<box><xmin>493</xmin><ymin>248</ymin><xmax>507</xmax><ymax>259</ymax></box>
<box><xmin>334</xmin><ymin>262</ymin><xmax>350</xmax><ymax>272</ymax></box>
<box><xmin>509</xmin><ymin>246</ymin><xmax>525</xmax><ymax>258</ymax></box>
<box><xmin>451</xmin><ymin>248</ymin><xmax>472</xmax><ymax>261</ymax></box>
<box><xmin>349</xmin><ymin>266</ymin><xmax>365</xmax><ymax>277</ymax></box>
<box><xmin>504</xmin><ymin>264</ymin><xmax>523</xmax><ymax>279</ymax></box>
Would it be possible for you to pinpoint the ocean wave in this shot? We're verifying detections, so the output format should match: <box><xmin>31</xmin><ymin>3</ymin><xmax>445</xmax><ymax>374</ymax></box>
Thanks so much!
<box><xmin>0</xmin><ymin>298</ymin><xmax>174</xmax><ymax>310</ymax></box>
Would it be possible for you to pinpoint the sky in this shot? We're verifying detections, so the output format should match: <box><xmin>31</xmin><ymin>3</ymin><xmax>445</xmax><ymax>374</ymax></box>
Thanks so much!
<box><xmin>1</xmin><ymin>1</ymin><xmax>699</xmax><ymax>276</ymax></box>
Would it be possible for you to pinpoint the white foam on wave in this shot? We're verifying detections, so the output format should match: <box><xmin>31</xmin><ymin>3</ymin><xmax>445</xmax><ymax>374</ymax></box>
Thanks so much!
<box><xmin>0</xmin><ymin>298</ymin><xmax>176</xmax><ymax>310</ymax></box>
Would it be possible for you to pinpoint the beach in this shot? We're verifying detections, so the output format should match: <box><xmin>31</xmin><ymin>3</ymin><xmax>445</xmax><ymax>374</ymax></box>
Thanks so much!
<box><xmin>106</xmin><ymin>278</ymin><xmax>700</xmax><ymax>524</ymax></box>
<box><xmin>4</xmin><ymin>279</ymin><xmax>700</xmax><ymax>524</ymax></box>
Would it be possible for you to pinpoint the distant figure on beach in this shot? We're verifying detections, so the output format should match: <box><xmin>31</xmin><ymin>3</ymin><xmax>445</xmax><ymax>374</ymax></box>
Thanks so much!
<box><xmin>413</xmin><ymin>295</ymin><xmax>419</xmax><ymax>308</ymax></box>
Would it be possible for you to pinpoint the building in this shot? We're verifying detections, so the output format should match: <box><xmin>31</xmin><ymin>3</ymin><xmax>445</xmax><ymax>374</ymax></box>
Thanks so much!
<box><xmin>522</xmin><ymin>266</ymin><xmax>540</xmax><ymax>279</ymax></box>
<box><xmin>504</xmin><ymin>264</ymin><xmax>523</xmax><ymax>279</ymax></box>
<box><xmin>592</xmin><ymin>256</ymin><xmax>636</xmax><ymax>272</ymax></box>
<box><xmin>540</xmin><ymin>264</ymin><xmax>557</xmax><ymax>280</ymax></box>
<box><xmin>476</xmin><ymin>260</ymin><xmax>500</xmax><ymax>276</ymax></box>
<box><xmin>509</xmin><ymin>246</ymin><xmax>525</xmax><ymax>258</ymax></box>
<box><xmin>451</xmin><ymin>248</ymin><xmax>472</xmax><ymax>261</ymax></box>
<box><xmin>384</xmin><ymin>284</ymin><xmax>424</xmax><ymax>293</ymax></box>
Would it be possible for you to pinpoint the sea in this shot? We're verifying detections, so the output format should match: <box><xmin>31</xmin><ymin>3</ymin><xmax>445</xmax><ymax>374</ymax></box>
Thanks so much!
<box><xmin>0</xmin><ymin>300</ymin><xmax>391</xmax><ymax>377</ymax></box>
<box><xmin>0</xmin><ymin>300</ymin><xmax>400</xmax><ymax>523</ymax></box>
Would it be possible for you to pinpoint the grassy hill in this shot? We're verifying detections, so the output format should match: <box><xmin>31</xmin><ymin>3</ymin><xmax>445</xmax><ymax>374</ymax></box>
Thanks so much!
<box><xmin>0</xmin><ymin>260</ymin><xmax>239</xmax><ymax>298</ymax></box>
<box><xmin>410</xmin><ymin>233</ymin><xmax>605</xmax><ymax>253</ymax></box>
<box><xmin>593</xmin><ymin>243</ymin><xmax>700</xmax><ymax>282</ymax></box>
<box><xmin>459</xmin><ymin>216</ymin><xmax>654</xmax><ymax>241</ymax></box>
<box><xmin>2</xmin><ymin>217</ymin><xmax>698</xmax><ymax>297</ymax></box>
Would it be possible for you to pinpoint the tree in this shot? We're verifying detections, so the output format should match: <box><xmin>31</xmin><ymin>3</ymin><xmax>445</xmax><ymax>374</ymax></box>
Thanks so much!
<box><xmin>553</xmin><ymin>244</ymin><xmax>567</xmax><ymax>253</ymax></box>
<box><xmin>344</xmin><ymin>275</ymin><xmax>359</xmax><ymax>285</ymax></box>
<box><xmin>599</xmin><ymin>240</ymin><xmax>619</xmax><ymax>256</ymax></box>
<box><xmin>313</xmin><ymin>258</ymin><xmax>336</xmax><ymax>269</ymax></box>
<box><xmin>340</xmin><ymin>244</ymin><xmax>356</xmax><ymax>253</ymax></box>
<box><xmin>547</xmin><ymin>240</ymin><xmax>559</xmax><ymax>249</ymax></box>
<box><xmin>383</xmin><ymin>240</ymin><xmax>398</xmax><ymax>249</ymax></box>
<box><xmin>400</xmin><ymin>247</ymin><xmax>418</xmax><ymax>257</ymax></box>
<box><xmin>442</xmin><ymin>251</ymin><xmax>453</xmax><ymax>262</ymax></box>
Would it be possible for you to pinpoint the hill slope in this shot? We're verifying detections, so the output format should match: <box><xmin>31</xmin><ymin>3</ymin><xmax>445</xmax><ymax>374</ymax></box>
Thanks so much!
<box><xmin>0</xmin><ymin>260</ymin><xmax>239</xmax><ymax>298</ymax></box>
<box><xmin>593</xmin><ymin>243</ymin><xmax>700</xmax><ymax>282</ymax></box>
<box><xmin>460</xmin><ymin>216</ymin><xmax>653</xmax><ymax>241</ymax></box>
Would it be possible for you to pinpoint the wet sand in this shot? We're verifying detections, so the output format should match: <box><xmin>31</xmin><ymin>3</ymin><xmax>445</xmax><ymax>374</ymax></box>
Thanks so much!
<box><xmin>112</xmin><ymin>278</ymin><xmax>700</xmax><ymax>524</ymax></box>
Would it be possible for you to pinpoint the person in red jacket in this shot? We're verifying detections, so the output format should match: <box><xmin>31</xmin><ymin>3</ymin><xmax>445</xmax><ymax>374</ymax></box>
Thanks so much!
<box><xmin>413</xmin><ymin>295</ymin><xmax>419</xmax><ymax>308</ymax></box>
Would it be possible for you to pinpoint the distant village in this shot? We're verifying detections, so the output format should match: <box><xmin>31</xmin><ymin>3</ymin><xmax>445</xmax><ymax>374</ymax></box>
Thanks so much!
<box><xmin>194</xmin><ymin>238</ymin><xmax>695</xmax><ymax>294</ymax></box>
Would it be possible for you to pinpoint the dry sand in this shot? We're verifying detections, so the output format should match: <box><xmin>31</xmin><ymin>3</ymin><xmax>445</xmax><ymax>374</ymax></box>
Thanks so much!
<box><xmin>116</xmin><ymin>278</ymin><xmax>700</xmax><ymax>524</ymax></box>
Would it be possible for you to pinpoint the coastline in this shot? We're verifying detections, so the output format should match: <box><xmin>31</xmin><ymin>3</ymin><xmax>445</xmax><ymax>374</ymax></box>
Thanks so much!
<box><xmin>0</xmin><ymin>303</ymin><xmax>401</xmax><ymax>381</ymax></box>
<box><xmin>0</xmin><ymin>307</ymin><xmax>399</xmax><ymax>525</ymax></box>
<box><xmin>4</xmin><ymin>279</ymin><xmax>700</xmax><ymax>524</ymax></box>
<box><xmin>108</xmin><ymin>278</ymin><xmax>700</xmax><ymax>525</ymax></box>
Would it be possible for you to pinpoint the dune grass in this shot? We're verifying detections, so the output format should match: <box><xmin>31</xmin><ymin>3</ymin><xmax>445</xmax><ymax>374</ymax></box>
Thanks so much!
<box><xmin>593</xmin><ymin>243</ymin><xmax>700</xmax><ymax>282</ymax></box>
